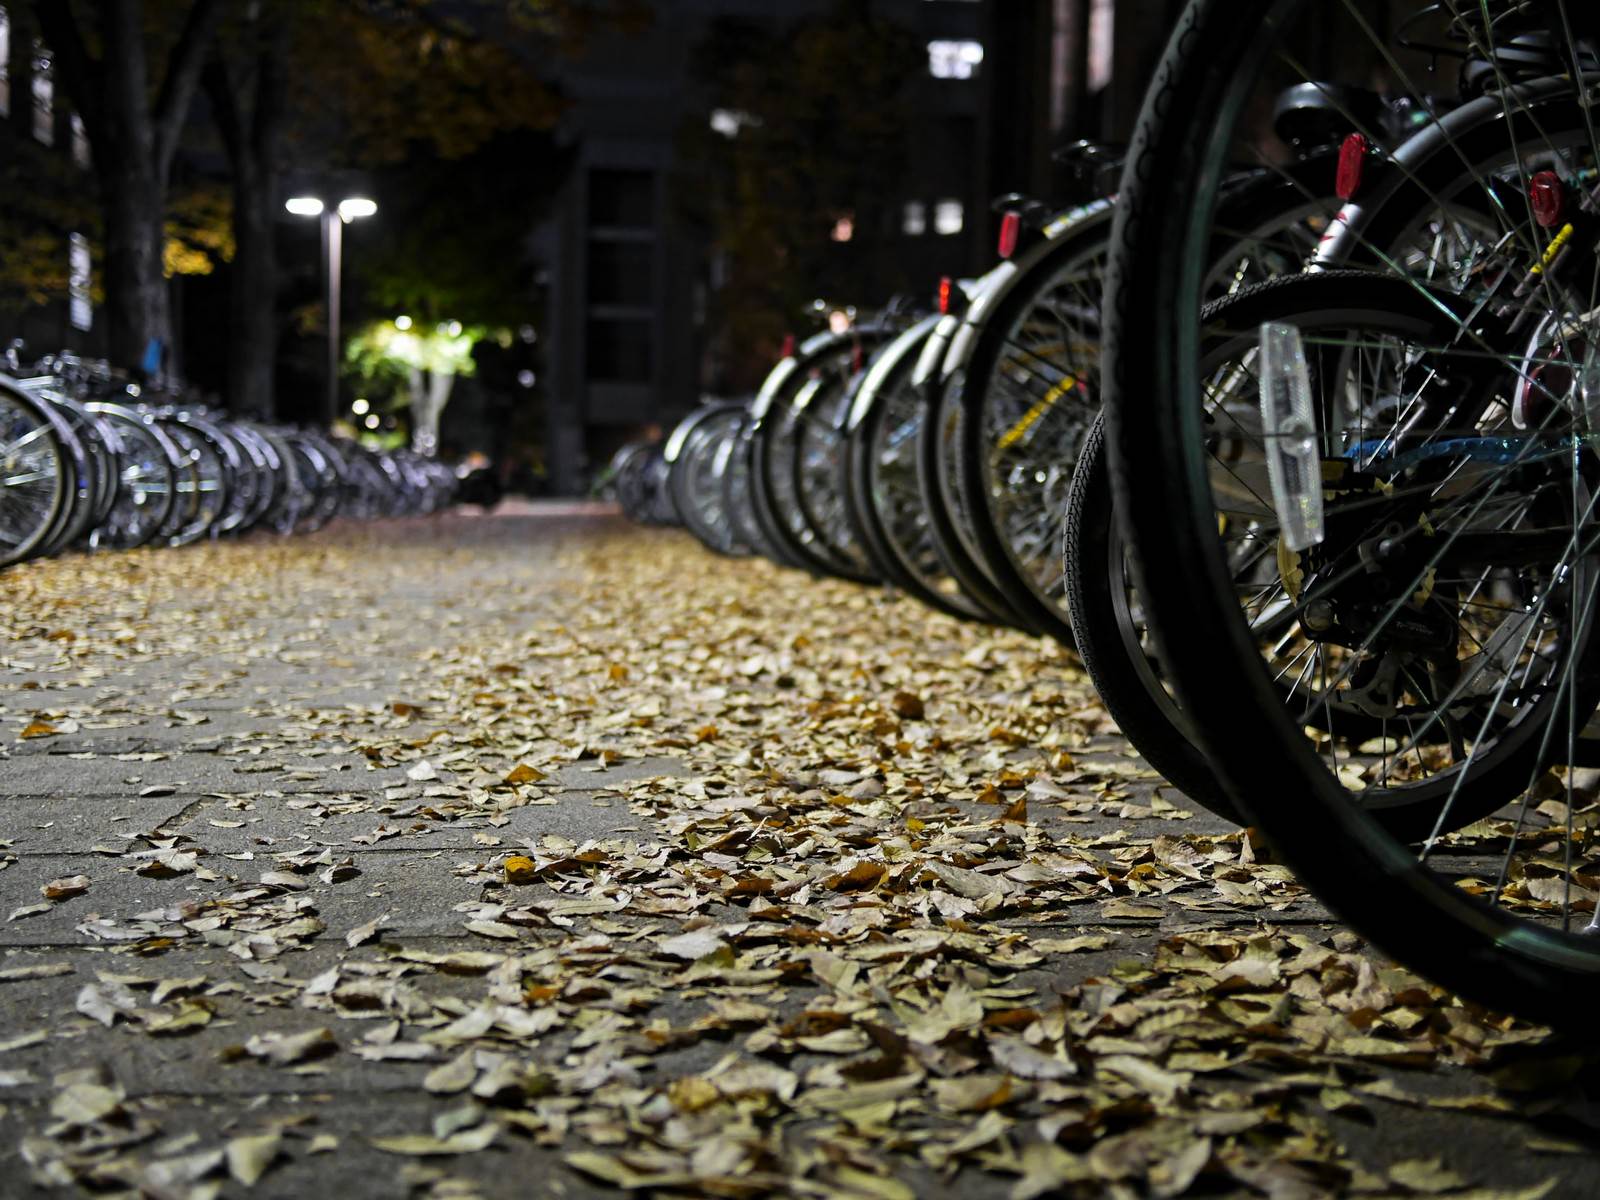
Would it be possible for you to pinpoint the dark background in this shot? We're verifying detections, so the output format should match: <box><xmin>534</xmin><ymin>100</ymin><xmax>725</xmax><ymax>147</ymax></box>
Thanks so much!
<box><xmin>0</xmin><ymin>0</ymin><xmax>1187</xmax><ymax>495</ymax></box>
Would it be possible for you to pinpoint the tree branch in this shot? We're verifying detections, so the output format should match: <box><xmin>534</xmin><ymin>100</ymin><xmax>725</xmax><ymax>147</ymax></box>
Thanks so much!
<box><xmin>201</xmin><ymin>52</ymin><xmax>247</xmax><ymax>173</ymax></box>
<box><xmin>153</xmin><ymin>0</ymin><xmax>225</xmax><ymax>183</ymax></box>
<box><xmin>249</xmin><ymin>15</ymin><xmax>290</xmax><ymax>170</ymax></box>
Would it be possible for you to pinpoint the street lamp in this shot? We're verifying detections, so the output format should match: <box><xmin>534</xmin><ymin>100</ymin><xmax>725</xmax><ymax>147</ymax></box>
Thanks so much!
<box><xmin>285</xmin><ymin>195</ymin><xmax>377</xmax><ymax>428</ymax></box>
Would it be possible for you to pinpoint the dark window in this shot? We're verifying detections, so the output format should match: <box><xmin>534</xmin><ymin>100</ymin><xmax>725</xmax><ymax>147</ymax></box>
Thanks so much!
<box><xmin>588</xmin><ymin>168</ymin><xmax>656</xmax><ymax>229</ymax></box>
<box><xmin>587</xmin><ymin>241</ymin><xmax>655</xmax><ymax>307</ymax></box>
<box><xmin>586</xmin><ymin>318</ymin><xmax>653</xmax><ymax>383</ymax></box>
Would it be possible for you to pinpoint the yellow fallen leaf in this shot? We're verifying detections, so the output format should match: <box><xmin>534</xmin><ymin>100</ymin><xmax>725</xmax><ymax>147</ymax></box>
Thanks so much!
<box><xmin>504</xmin><ymin>855</ymin><xmax>538</xmax><ymax>885</ymax></box>
<box><xmin>503</xmin><ymin>763</ymin><xmax>544</xmax><ymax>785</ymax></box>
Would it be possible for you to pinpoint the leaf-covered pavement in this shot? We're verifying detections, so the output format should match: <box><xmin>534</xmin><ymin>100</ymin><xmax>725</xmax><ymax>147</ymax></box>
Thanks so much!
<box><xmin>0</xmin><ymin>507</ymin><xmax>1596</xmax><ymax>1199</ymax></box>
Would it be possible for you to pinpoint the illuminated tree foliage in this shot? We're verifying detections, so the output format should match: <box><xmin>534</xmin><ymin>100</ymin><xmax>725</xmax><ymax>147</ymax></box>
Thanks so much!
<box><xmin>0</xmin><ymin>134</ymin><xmax>99</xmax><ymax>314</ymax></box>
<box><xmin>345</xmin><ymin>318</ymin><xmax>484</xmax><ymax>457</ymax></box>
<box><xmin>203</xmin><ymin>0</ymin><xmax>634</xmax><ymax>417</ymax></box>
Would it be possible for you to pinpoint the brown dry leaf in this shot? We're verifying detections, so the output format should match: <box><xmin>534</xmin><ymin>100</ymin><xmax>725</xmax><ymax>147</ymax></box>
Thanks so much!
<box><xmin>891</xmin><ymin>692</ymin><xmax>925</xmax><ymax>720</ymax></box>
<box><xmin>826</xmin><ymin>860</ymin><xmax>887</xmax><ymax>891</ymax></box>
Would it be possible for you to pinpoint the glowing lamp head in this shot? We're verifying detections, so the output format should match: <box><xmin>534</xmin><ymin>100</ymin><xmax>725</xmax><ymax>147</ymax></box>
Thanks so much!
<box><xmin>285</xmin><ymin>197</ymin><xmax>325</xmax><ymax>217</ymax></box>
<box><xmin>338</xmin><ymin>197</ymin><xmax>378</xmax><ymax>222</ymax></box>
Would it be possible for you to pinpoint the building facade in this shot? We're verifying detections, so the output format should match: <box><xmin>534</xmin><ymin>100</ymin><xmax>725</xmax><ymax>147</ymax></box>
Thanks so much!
<box><xmin>0</xmin><ymin>2</ymin><xmax>102</xmax><ymax>361</ymax></box>
<box><xmin>535</xmin><ymin>0</ymin><xmax>1086</xmax><ymax>494</ymax></box>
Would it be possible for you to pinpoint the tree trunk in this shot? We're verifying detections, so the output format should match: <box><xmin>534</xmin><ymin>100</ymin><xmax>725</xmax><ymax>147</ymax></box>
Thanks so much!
<box><xmin>99</xmin><ymin>163</ymin><xmax>171</xmax><ymax>373</ymax></box>
<box><xmin>33</xmin><ymin>0</ymin><xmax>222</xmax><ymax>378</ymax></box>
<box><xmin>203</xmin><ymin>10</ymin><xmax>287</xmax><ymax>418</ymax></box>
<box><xmin>409</xmin><ymin>366</ymin><xmax>454</xmax><ymax>457</ymax></box>
<box><xmin>227</xmin><ymin>171</ymin><xmax>277</xmax><ymax>417</ymax></box>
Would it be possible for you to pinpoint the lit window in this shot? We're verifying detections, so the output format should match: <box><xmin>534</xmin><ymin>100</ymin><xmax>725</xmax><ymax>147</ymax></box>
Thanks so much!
<box><xmin>928</xmin><ymin>39</ymin><xmax>984</xmax><ymax>80</ymax></box>
<box><xmin>934</xmin><ymin>200</ymin><xmax>964</xmax><ymax>236</ymax></box>
<box><xmin>830</xmin><ymin>214</ymin><xmax>854</xmax><ymax>243</ymax></box>
<box><xmin>1088</xmin><ymin>0</ymin><xmax>1114</xmax><ymax>92</ymax></box>
<box><xmin>69</xmin><ymin>233</ymin><xmax>91</xmax><ymax>332</ymax></box>
<box><xmin>0</xmin><ymin>6</ymin><xmax>10</xmax><ymax>116</ymax></box>
<box><xmin>709</xmin><ymin>109</ymin><xmax>759</xmax><ymax>139</ymax></box>
<box><xmin>903</xmin><ymin>202</ymin><xmax>927</xmax><ymax>236</ymax></box>
<box><xmin>31</xmin><ymin>38</ymin><xmax>52</xmax><ymax>144</ymax></box>
<box><xmin>70</xmin><ymin>113</ymin><xmax>89</xmax><ymax>167</ymax></box>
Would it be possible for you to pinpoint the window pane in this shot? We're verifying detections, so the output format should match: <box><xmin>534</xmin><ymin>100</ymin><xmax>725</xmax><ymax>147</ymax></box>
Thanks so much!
<box><xmin>587</xmin><ymin>318</ymin><xmax>653</xmax><ymax>383</ymax></box>
<box><xmin>903</xmin><ymin>202</ymin><xmax>927</xmax><ymax>237</ymax></box>
<box><xmin>587</xmin><ymin>241</ymin><xmax>654</xmax><ymax>307</ymax></box>
<box><xmin>928</xmin><ymin>40</ymin><xmax>983</xmax><ymax>80</ymax></box>
<box><xmin>71</xmin><ymin>113</ymin><xmax>90</xmax><ymax>167</ymax></box>
<box><xmin>588</xmin><ymin>168</ymin><xmax>655</xmax><ymax>229</ymax></box>
<box><xmin>934</xmin><ymin>200</ymin><xmax>964</xmax><ymax>236</ymax></box>
<box><xmin>69</xmin><ymin>233</ymin><xmax>91</xmax><ymax>332</ymax></box>
<box><xmin>31</xmin><ymin>38</ymin><xmax>52</xmax><ymax>144</ymax></box>
<box><xmin>0</xmin><ymin>6</ymin><xmax>10</xmax><ymax>117</ymax></box>
<box><xmin>1088</xmin><ymin>0</ymin><xmax>1114</xmax><ymax>91</ymax></box>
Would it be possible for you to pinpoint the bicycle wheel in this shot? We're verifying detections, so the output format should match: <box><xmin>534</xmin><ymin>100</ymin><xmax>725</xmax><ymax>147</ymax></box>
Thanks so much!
<box><xmin>158</xmin><ymin>418</ymin><xmax>229</xmax><ymax>546</ymax></box>
<box><xmin>917</xmin><ymin>310</ymin><xmax>1036</xmax><ymax>630</ymax></box>
<box><xmin>1104</xmin><ymin>0</ymin><xmax>1600</xmax><ymax>1024</ymax></box>
<box><xmin>956</xmin><ymin>164</ymin><xmax>1339</xmax><ymax>642</ymax></box>
<box><xmin>666</xmin><ymin>403</ymin><xmax>750</xmax><ymax>556</ymax></box>
<box><xmin>748</xmin><ymin>329</ymin><xmax>887</xmax><ymax>581</ymax></box>
<box><xmin>85</xmin><ymin>403</ymin><xmax>178</xmax><ymax>550</ymax></box>
<box><xmin>793</xmin><ymin>359</ymin><xmax>880</xmax><ymax>581</ymax></box>
<box><xmin>0</xmin><ymin>379</ymin><xmax>70</xmax><ymax>566</ymax></box>
<box><xmin>843</xmin><ymin>316</ymin><xmax>995</xmax><ymax>621</ymax></box>
<box><xmin>948</xmin><ymin>217</ymin><xmax>1111</xmax><ymax>640</ymax></box>
<box><xmin>1065</xmin><ymin>411</ymin><xmax>1241</xmax><ymax>820</ymax></box>
<box><xmin>720</xmin><ymin>416</ymin><xmax>794</xmax><ymax>567</ymax></box>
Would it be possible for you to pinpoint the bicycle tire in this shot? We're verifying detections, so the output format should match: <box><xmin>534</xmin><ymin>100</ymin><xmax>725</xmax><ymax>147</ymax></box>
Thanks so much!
<box><xmin>1104</xmin><ymin>0</ymin><xmax>1600</xmax><ymax>1026</ymax></box>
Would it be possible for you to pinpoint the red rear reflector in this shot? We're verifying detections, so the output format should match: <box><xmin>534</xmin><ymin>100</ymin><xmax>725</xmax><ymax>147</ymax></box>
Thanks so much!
<box><xmin>938</xmin><ymin>276</ymin><xmax>953</xmax><ymax>315</ymax></box>
<box><xmin>852</xmin><ymin>342</ymin><xmax>864</xmax><ymax>373</ymax></box>
<box><xmin>1530</xmin><ymin>170</ymin><xmax>1566</xmax><ymax>228</ymax></box>
<box><xmin>998</xmin><ymin>211</ymin><xmax>1022</xmax><ymax>259</ymax></box>
<box><xmin>1335</xmin><ymin>133</ymin><xmax>1368</xmax><ymax>202</ymax></box>
<box><xmin>781</xmin><ymin>333</ymin><xmax>796</xmax><ymax>358</ymax></box>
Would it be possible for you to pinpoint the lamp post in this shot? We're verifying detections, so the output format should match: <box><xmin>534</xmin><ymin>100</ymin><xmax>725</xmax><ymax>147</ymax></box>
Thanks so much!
<box><xmin>286</xmin><ymin>196</ymin><xmax>377</xmax><ymax>428</ymax></box>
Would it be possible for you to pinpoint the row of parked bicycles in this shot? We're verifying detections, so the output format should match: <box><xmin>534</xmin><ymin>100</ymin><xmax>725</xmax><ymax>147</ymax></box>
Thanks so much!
<box><xmin>0</xmin><ymin>351</ymin><xmax>455</xmax><ymax>568</ymax></box>
<box><xmin>620</xmin><ymin>2</ymin><xmax>1600</xmax><ymax>1027</ymax></box>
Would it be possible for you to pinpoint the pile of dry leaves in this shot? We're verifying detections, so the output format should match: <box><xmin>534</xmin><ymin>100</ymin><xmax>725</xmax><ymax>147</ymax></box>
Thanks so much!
<box><xmin>0</xmin><ymin>520</ymin><xmax>1587</xmax><ymax>1198</ymax></box>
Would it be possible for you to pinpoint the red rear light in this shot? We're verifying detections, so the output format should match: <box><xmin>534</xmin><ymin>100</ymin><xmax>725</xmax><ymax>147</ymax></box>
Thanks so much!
<box><xmin>937</xmin><ymin>276</ymin><xmax>953</xmax><ymax>315</ymax></box>
<box><xmin>998</xmin><ymin>211</ymin><xmax>1022</xmax><ymax>259</ymax></box>
<box><xmin>781</xmin><ymin>333</ymin><xmax>796</xmax><ymax>358</ymax></box>
<box><xmin>1530</xmin><ymin>170</ymin><xmax>1566</xmax><ymax>228</ymax></box>
<box><xmin>1335</xmin><ymin>133</ymin><xmax>1368</xmax><ymax>201</ymax></box>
